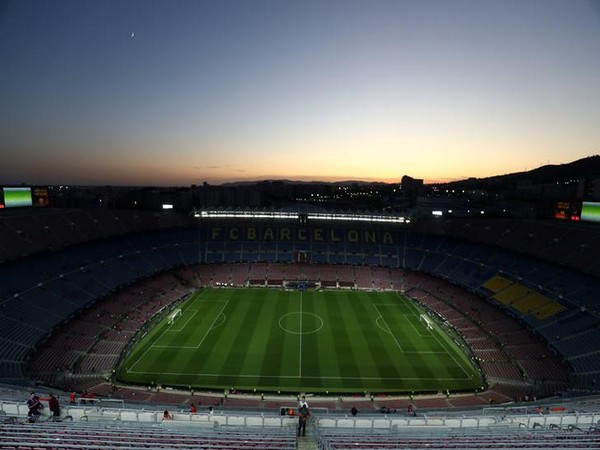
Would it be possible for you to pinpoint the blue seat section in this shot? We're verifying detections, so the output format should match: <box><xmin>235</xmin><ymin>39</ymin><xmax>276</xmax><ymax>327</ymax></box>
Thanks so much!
<box><xmin>0</xmin><ymin>315</ymin><xmax>46</xmax><ymax>349</ymax></box>
<box><xmin>0</xmin><ymin>227</ymin><xmax>205</xmax><ymax>382</ymax></box>
<box><xmin>400</xmin><ymin>230</ymin><xmax>600</xmax><ymax>392</ymax></box>
<box><xmin>0</xmin><ymin>360</ymin><xmax>26</xmax><ymax>382</ymax></box>
<box><xmin>311</xmin><ymin>252</ymin><xmax>327</xmax><ymax>264</ymax></box>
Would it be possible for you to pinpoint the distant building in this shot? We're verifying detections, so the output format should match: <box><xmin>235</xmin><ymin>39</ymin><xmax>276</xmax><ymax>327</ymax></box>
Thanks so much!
<box><xmin>401</xmin><ymin>176</ymin><xmax>424</xmax><ymax>206</ymax></box>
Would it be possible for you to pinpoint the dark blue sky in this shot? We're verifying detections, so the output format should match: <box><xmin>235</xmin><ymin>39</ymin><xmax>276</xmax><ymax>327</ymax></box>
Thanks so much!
<box><xmin>2</xmin><ymin>0</ymin><xmax>600</xmax><ymax>186</ymax></box>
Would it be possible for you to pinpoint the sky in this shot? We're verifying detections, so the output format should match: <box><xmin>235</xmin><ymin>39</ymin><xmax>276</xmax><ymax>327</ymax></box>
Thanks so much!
<box><xmin>1</xmin><ymin>0</ymin><xmax>600</xmax><ymax>186</ymax></box>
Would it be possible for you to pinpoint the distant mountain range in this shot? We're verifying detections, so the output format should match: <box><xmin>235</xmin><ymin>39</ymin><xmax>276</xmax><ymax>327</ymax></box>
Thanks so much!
<box><xmin>218</xmin><ymin>156</ymin><xmax>600</xmax><ymax>188</ymax></box>
<box><xmin>220</xmin><ymin>179</ymin><xmax>388</xmax><ymax>187</ymax></box>
<box><xmin>440</xmin><ymin>155</ymin><xmax>600</xmax><ymax>188</ymax></box>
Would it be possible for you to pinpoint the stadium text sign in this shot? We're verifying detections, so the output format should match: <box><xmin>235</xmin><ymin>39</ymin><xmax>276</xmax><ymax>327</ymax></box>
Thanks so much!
<box><xmin>210</xmin><ymin>226</ymin><xmax>397</xmax><ymax>244</ymax></box>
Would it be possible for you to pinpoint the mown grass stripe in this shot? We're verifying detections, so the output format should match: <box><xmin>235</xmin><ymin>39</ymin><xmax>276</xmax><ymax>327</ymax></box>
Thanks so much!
<box><xmin>298</xmin><ymin>292</ymin><xmax>318</xmax><ymax>377</ymax></box>
<box><xmin>263</xmin><ymin>290</ymin><xmax>297</xmax><ymax>390</ymax></box>
<box><xmin>350</xmin><ymin>292</ymin><xmax>401</xmax><ymax>384</ymax></box>
<box><xmin>306</xmin><ymin>291</ymin><xmax>342</xmax><ymax>392</ymax></box>
<box><xmin>214</xmin><ymin>290</ymin><xmax>265</xmax><ymax>389</ymax></box>
<box><xmin>324</xmin><ymin>291</ymin><xmax>362</xmax><ymax>390</ymax></box>
<box><xmin>118</xmin><ymin>287</ymin><xmax>483</xmax><ymax>393</ymax></box>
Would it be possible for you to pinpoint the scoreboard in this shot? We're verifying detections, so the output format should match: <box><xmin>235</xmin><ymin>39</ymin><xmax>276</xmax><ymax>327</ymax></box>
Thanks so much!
<box><xmin>555</xmin><ymin>201</ymin><xmax>600</xmax><ymax>223</ymax></box>
<box><xmin>554</xmin><ymin>201</ymin><xmax>581</xmax><ymax>221</ymax></box>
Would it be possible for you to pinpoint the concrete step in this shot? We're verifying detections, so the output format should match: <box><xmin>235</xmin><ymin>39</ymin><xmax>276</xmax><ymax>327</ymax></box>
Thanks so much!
<box><xmin>297</xmin><ymin>435</ymin><xmax>319</xmax><ymax>450</ymax></box>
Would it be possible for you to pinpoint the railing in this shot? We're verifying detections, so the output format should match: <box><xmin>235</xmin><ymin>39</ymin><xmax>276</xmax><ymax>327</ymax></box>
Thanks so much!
<box><xmin>2</xmin><ymin>397</ymin><xmax>600</xmax><ymax>431</ymax></box>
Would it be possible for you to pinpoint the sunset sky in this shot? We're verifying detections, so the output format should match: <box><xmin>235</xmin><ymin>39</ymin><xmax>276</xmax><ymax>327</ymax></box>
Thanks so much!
<box><xmin>1</xmin><ymin>0</ymin><xmax>599</xmax><ymax>186</ymax></box>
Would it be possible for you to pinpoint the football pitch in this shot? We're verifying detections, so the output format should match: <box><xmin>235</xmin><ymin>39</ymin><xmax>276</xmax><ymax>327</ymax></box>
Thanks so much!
<box><xmin>118</xmin><ymin>288</ymin><xmax>483</xmax><ymax>394</ymax></box>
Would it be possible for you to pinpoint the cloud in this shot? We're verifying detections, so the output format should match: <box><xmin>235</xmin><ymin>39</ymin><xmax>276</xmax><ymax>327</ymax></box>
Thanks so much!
<box><xmin>192</xmin><ymin>165</ymin><xmax>229</xmax><ymax>170</ymax></box>
<box><xmin>195</xmin><ymin>165</ymin><xmax>247</xmax><ymax>173</ymax></box>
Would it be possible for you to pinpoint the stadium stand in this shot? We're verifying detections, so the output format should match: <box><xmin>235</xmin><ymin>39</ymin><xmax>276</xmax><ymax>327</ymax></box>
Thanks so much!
<box><xmin>1</xmin><ymin>388</ymin><xmax>600</xmax><ymax>450</ymax></box>
<box><xmin>0</xmin><ymin>421</ymin><xmax>297</xmax><ymax>450</ymax></box>
<box><xmin>2</xmin><ymin>209</ymin><xmax>600</xmax><ymax>448</ymax></box>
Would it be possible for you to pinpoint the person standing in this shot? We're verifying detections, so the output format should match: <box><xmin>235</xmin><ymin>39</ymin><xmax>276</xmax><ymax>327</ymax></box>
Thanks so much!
<box><xmin>297</xmin><ymin>403</ymin><xmax>309</xmax><ymax>437</ymax></box>
<box><xmin>49</xmin><ymin>394</ymin><xmax>60</xmax><ymax>418</ymax></box>
<box><xmin>27</xmin><ymin>392</ymin><xmax>42</xmax><ymax>417</ymax></box>
<box><xmin>299</xmin><ymin>395</ymin><xmax>308</xmax><ymax>409</ymax></box>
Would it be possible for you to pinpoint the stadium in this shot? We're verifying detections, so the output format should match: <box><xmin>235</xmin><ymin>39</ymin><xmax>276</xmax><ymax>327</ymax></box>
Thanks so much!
<box><xmin>1</xmin><ymin>203</ymin><xmax>600</xmax><ymax>449</ymax></box>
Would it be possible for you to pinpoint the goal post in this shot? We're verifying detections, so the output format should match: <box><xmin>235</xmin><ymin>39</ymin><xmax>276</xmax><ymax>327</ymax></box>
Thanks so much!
<box><xmin>168</xmin><ymin>308</ymin><xmax>182</xmax><ymax>325</ymax></box>
<box><xmin>419</xmin><ymin>313</ymin><xmax>433</xmax><ymax>332</ymax></box>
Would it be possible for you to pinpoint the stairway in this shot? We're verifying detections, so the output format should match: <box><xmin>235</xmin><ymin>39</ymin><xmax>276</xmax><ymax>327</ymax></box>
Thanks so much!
<box><xmin>297</xmin><ymin>435</ymin><xmax>319</xmax><ymax>450</ymax></box>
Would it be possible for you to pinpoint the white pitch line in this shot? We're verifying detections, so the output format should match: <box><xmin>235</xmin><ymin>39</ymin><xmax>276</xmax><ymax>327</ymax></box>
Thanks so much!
<box><xmin>152</xmin><ymin>345</ymin><xmax>200</xmax><ymax>349</ymax></box>
<box><xmin>167</xmin><ymin>309</ymin><xmax>198</xmax><ymax>332</ymax></box>
<box><xmin>128</xmin><ymin>314</ymin><xmax>179</xmax><ymax>372</ymax></box>
<box><xmin>153</xmin><ymin>301</ymin><xmax>227</xmax><ymax>350</ymax></box>
<box><xmin>406</xmin><ymin>313</ymin><xmax>433</xmax><ymax>338</ymax></box>
<box><xmin>129</xmin><ymin>302</ymin><xmax>228</xmax><ymax>372</ymax></box>
<box><xmin>190</xmin><ymin>301</ymin><xmax>229</xmax><ymax>350</ymax></box>
<box><xmin>402</xmin><ymin>294</ymin><xmax>473</xmax><ymax>379</ymax></box>
<box><xmin>126</xmin><ymin>369</ymin><xmax>472</xmax><ymax>381</ymax></box>
<box><xmin>373</xmin><ymin>304</ymin><xmax>405</xmax><ymax>352</ymax></box>
<box><xmin>427</xmin><ymin>325</ymin><xmax>473</xmax><ymax>379</ymax></box>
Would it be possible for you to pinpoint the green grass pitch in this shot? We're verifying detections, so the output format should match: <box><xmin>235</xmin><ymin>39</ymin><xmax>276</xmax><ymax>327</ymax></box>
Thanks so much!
<box><xmin>118</xmin><ymin>288</ymin><xmax>483</xmax><ymax>394</ymax></box>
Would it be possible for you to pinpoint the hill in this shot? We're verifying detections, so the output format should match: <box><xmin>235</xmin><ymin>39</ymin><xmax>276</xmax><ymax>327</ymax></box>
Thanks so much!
<box><xmin>440</xmin><ymin>155</ymin><xmax>600</xmax><ymax>189</ymax></box>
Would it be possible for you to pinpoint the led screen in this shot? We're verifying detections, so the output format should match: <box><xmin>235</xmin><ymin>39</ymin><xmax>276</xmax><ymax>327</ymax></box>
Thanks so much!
<box><xmin>3</xmin><ymin>187</ymin><xmax>33</xmax><ymax>208</ymax></box>
<box><xmin>554</xmin><ymin>201</ymin><xmax>581</xmax><ymax>221</ymax></box>
<box><xmin>580</xmin><ymin>202</ymin><xmax>600</xmax><ymax>223</ymax></box>
<box><xmin>32</xmin><ymin>187</ymin><xmax>50</xmax><ymax>207</ymax></box>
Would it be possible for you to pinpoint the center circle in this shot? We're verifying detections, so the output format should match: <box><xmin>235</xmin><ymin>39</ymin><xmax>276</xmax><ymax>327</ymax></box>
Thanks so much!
<box><xmin>279</xmin><ymin>312</ymin><xmax>324</xmax><ymax>335</ymax></box>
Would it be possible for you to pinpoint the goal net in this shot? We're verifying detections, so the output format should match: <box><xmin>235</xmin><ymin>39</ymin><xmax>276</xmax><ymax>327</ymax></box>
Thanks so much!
<box><xmin>419</xmin><ymin>313</ymin><xmax>433</xmax><ymax>332</ymax></box>
<box><xmin>167</xmin><ymin>308</ymin><xmax>182</xmax><ymax>325</ymax></box>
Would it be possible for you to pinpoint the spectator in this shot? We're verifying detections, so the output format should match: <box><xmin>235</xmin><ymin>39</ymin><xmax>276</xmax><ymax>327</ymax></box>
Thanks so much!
<box><xmin>69</xmin><ymin>392</ymin><xmax>76</xmax><ymax>405</ymax></box>
<box><xmin>48</xmin><ymin>394</ymin><xmax>60</xmax><ymax>418</ymax></box>
<box><xmin>351</xmin><ymin>406</ymin><xmax>358</xmax><ymax>416</ymax></box>
<box><xmin>299</xmin><ymin>395</ymin><xmax>308</xmax><ymax>409</ymax></box>
<box><xmin>162</xmin><ymin>410</ymin><xmax>173</xmax><ymax>421</ymax></box>
<box><xmin>297</xmin><ymin>403</ymin><xmax>309</xmax><ymax>437</ymax></box>
<box><xmin>190</xmin><ymin>402</ymin><xmax>197</xmax><ymax>414</ymax></box>
<box><xmin>27</xmin><ymin>392</ymin><xmax>42</xmax><ymax>417</ymax></box>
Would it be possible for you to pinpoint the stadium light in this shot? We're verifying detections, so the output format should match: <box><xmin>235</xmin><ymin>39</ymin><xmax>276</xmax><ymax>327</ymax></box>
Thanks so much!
<box><xmin>192</xmin><ymin>209</ymin><xmax>410</xmax><ymax>223</ymax></box>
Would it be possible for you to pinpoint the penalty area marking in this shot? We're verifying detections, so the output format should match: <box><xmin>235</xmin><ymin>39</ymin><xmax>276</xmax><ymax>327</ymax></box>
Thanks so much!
<box><xmin>374</xmin><ymin>306</ymin><xmax>448</xmax><ymax>355</ymax></box>
<box><xmin>127</xmin><ymin>301</ymin><xmax>229</xmax><ymax>372</ymax></box>
<box><xmin>153</xmin><ymin>313</ymin><xmax>227</xmax><ymax>349</ymax></box>
<box><xmin>406</xmin><ymin>313</ymin><xmax>435</xmax><ymax>338</ymax></box>
<box><xmin>166</xmin><ymin>309</ymin><xmax>198</xmax><ymax>332</ymax></box>
<box><xmin>373</xmin><ymin>304</ymin><xmax>405</xmax><ymax>352</ymax></box>
<box><xmin>401</xmin><ymin>293</ymin><xmax>474</xmax><ymax>380</ymax></box>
